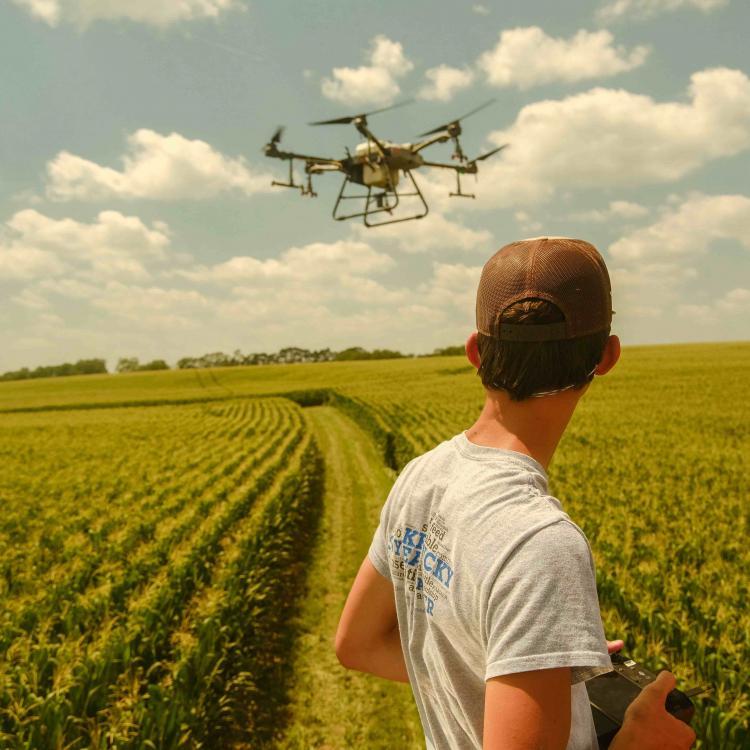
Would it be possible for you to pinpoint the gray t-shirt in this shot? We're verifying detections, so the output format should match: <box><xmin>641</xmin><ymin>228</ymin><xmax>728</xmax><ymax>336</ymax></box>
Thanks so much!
<box><xmin>368</xmin><ymin>431</ymin><xmax>613</xmax><ymax>750</ymax></box>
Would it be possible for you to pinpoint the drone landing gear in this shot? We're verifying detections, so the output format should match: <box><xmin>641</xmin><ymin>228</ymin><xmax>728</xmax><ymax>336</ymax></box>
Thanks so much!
<box><xmin>449</xmin><ymin>169</ymin><xmax>475</xmax><ymax>199</ymax></box>
<box><xmin>333</xmin><ymin>170</ymin><xmax>429</xmax><ymax>227</ymax></box>
<box><xmin>302</xmin><ymin>168</ymin><xmax>317</xmax><ymax>197</ymax></box>
<box><xmin>271</xmin><ymin>160</ymin><xmax>317</xmax><ymax>197</ymax></box>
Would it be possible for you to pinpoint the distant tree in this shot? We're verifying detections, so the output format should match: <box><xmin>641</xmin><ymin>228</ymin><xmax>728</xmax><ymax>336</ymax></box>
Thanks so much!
<box><xmin>425</xmin><ymin>345</ymin><xmax>465</xmax><ymax>357</ymax></box>
<box><xmin>0</xmin><ymin>358</ymin><xmax>107</xmax><ymax>382</ymax></box>
<box><xmin>278</xmin><ymin>347</ymin><xmax>313</xmax><ymax>363</ymax></box>
<box><xmin>200</xmin><ymin>352</ymin><xmax>232</xmax><ymax>368</ymax></box>
<box><xmin>334</xmin><ymin>347</ymin><xmax>368</xmax><ymax>361</ymax></box>
<box><xmin>74</xmin><ymin>358</ymin><xmax>107</xmax><ymax>375</ymax></box>
<box><xmin>139</xmin><ymin>359</ymin><xmax>169</xmax><ymax>371</ymax></box>
<box><xmin>335</xmin><ymin>347</ymin><xmax>406</xmax><ymax>361</ymax></box>
<box><xmin>370</xmin><ymin>348</ymin><xmax>407</xmax><ymax>360</ymax></box>
<box><xmin>172</xmin><ymin>344</ymin><xmax>406</xmax><ymax>370</ymax></box>
<box><xmin>116</xmin><ymin>357</ymin><xmax>140</xmax><ymax>373</ymax></box>
<box><xmin>0</xmin><ymin>367</ymin><xmax>30</xmax><ymax>382</ymax></box>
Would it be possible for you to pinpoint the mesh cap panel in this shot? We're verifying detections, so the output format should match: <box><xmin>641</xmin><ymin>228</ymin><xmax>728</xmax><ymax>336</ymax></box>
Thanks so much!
<box><xmin>476</xmin><ymin>237</ymin><xmax>613</xmax><ymax>341</ymax></box>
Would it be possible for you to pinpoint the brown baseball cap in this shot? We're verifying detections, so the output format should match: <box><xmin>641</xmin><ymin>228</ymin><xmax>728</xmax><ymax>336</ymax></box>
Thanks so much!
<box><xmin>476</xmin><ymin>237</ymin><xmax>614</xmax><ymax>342</ymax></box>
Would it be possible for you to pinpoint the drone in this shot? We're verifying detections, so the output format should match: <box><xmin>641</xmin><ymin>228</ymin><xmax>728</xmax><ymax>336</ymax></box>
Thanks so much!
<box><xmin>262</xmin><ymin>99</ymin><xmax>508</xmax><ymax>227</ymax></box>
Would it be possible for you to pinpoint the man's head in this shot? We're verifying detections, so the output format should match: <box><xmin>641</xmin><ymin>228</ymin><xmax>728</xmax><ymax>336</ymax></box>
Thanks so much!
<box><xmin>467</xmin><ymin>237</ymin><xmax>620</xmax><ymax>401</ymax></box>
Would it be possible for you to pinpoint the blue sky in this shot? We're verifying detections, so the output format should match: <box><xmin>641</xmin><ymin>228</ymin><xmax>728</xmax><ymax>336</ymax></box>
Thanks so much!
<box><xmin>1</xmin><ymin>0</ymin><xmax>748</xmax><ymax>370</ymax></box>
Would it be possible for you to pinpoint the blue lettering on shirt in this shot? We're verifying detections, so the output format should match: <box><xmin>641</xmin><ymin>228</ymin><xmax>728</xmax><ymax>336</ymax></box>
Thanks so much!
<box><xmin>391</xmin><ymin>526</ymin><xmax>428</xmax><ymax>568</ymax></box>
<box><xmin>388</xmin><ymin>523</ymin><xmax>455</xmax><ymax>617</ymax></box>
<box><xmin>403</xmin><ymin>527</ymin><xmax>426</xmax><ymax>549</ymax></box>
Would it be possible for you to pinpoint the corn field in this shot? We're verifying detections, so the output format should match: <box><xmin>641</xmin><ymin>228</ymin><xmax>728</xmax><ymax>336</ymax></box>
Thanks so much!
<box><xmin>0</xmin><ymin>341</ymin><xmax>747</xmax><ymax>748</ymax></box>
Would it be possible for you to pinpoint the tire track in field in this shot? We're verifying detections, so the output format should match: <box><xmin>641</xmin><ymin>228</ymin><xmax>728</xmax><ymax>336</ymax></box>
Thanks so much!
<box><xmin>272</xmin><ymin>406</ymin><xmax>423</xmax><ymax>750</ymax></box>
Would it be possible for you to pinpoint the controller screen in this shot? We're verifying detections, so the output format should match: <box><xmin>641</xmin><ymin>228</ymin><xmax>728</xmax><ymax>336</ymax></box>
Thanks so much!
<box><xmin>586</xmin><ymin>671</ymin><xmax>642</xmax><ymax>724</ymax></box>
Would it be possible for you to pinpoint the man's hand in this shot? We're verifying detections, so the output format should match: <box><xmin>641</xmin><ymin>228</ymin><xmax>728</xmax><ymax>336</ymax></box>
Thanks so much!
<box><xmin>607</xmin><ymin>639</ymin><xmax>624</xmax><ymax>655</ymax></box>
<box><xmin>609</xmin><ymin>670</ymin><xmax>696</xmax><ymax>749</ymax></box>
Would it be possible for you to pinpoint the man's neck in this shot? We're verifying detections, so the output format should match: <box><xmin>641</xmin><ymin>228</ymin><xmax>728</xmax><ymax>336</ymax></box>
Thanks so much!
<box><xmin>464</xmin><ymin>388</ymin><xmax>583</xmax><ymax>473</ymax></box>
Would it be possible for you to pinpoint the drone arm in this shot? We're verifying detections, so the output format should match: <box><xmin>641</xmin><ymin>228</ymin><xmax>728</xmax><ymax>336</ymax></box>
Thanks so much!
<box><xmin>411</xmin><ymin>133</ymin><xmax>451</xmax><ymax>153</ymax></box>
<box><xmin>307</xmin><ymin>162</ymin><xmax>344</xmax><ymax>174</ymax></box>
<box><xmin>353</xmin><ymin>122</ymin><xmax>387</xmax><ymax>155</ymax></box>
<box><xmin>421</xmin><ymin>160</ymin><xmax>477</xmax><ymax>174</ymax></box>
<box><xmin>267</xmin><ymin>147</ymin><xmax>340</xmax><ymax>165</ymax></box>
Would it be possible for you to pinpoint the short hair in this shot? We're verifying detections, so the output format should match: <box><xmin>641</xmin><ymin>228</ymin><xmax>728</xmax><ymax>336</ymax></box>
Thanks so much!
<box><xmin>476</xmin><ymin>298</ymin><xmax>610</xmax><ymax>401</ymax></box>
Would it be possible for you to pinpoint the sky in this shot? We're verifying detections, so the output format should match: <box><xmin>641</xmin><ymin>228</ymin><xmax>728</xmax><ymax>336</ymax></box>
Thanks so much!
<box><xmin>1</xmin><ymin>0</ymin><xmax>749</xmax><ymax>371</ymax></box>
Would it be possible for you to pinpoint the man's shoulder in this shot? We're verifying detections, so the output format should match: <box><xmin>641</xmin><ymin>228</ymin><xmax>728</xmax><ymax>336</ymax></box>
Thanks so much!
<box><xmin>396</xmin><ymin>435</ymin><xmax>458</xmax><ymax>476</ymax></box>
<box><xmin>508</xmin><ymin>518</ymin><xmax>595</xmax><ymax>573</ymax></box>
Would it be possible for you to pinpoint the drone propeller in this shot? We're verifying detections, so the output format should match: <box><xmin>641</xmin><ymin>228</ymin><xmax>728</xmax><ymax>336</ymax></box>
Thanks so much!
<box><xmin>418</xmin><ymin>99</ymin><xmax>497</xmax><ymax>136</ymax></box>
<box><xmin>269</xmin><ymin>125</ymin><xmax>285</xmax><ymax>145</ymax></box>
<box><xmin>309</xmin><ymin>99</ymin><xmax>414</xmax><ymax>126</ymax></box>
<box><xmin>468</xmin><ymin>143</ymin><xmax>508</xmax><ymax>165</ymax></box>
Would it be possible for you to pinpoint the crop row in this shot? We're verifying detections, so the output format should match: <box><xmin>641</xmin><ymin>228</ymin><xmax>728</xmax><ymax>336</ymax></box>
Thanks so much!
<box><xmin>0</xmin><ymin>401</ymin><xmax>259</xmax><ymax>601</ymax></box>
<box><xmin>0</xmin><ymin>401</ymin><xmax>278</xmax><ymax>646</ymax></box>
<box><xmin>0</xmin><ymin>398</ymin><xmax>313</xmax><ymax>749</ymax></box>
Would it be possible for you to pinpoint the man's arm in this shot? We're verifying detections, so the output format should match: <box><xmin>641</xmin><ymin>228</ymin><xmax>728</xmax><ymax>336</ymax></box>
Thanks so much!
<box><xmin>484</xmin><ymin>667</ymin><xmax>572</xmax><ymax>750</ymax></box>
<box><xmin>334</xmin><ymin>555</ymin><xmax>409</xmax><ymax>683</ymax></box>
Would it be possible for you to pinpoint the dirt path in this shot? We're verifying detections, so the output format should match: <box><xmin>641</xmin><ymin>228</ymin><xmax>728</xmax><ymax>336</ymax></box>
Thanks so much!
<box><xmin>273</xmin><ymin>405</ymin><xmax>423</xmax><ymax>749</ymax></box>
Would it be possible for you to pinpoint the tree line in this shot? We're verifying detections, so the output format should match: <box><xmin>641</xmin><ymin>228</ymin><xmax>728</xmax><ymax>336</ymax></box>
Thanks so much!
<box><xmin>0</xmin><ymin>345</ymin><xmax>466</xmax><ymax>382</ymax></box>
<box><xmin>0</xmin><ymin>359</ymin><xmax>107</xmax><ymax>382</ymax></box>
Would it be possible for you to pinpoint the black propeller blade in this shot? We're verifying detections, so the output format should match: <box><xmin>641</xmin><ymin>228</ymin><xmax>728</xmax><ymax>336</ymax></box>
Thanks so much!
<box><xmin>269</xmin><ymin>126</ymin><xmax>284</xmax><ymax>145</ymax></box>
<box><xmin>309</xmin><ymin>98</ymin><xmax>414</xmax><ymax>126</ymax></box>
<box><xmin>469</xmin><ymin>143</ymin><xmax>508</xmax><ymax>164</ymax></box>
<box><xmin>418</xmin><ymin>99</ymin><xmax>497</xmax><ymax>136</ymax></box>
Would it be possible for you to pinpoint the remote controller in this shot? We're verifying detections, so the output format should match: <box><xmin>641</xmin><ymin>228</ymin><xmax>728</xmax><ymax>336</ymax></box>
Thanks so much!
<box><xmin>585</xmin><ymin>652</ymin><xmax>699</xmax><ymax>749</ymax></box>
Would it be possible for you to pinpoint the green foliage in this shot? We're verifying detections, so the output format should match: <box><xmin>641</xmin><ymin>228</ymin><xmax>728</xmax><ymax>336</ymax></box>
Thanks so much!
<box><xmin>177</xmin><ymin>347</ymin><xmax>337</xmax><ymax>369</ymax></box>
<box><xmin>139</xmin><ymin>359</ymin><xmax>170</xmax><ymax>371</ymax></box>
<box><xmin>334</xmin><ymin>346</ymin><xmax>407</xmax><ymax>361</ymax></box>
<box><xmin>117</xmin><ymin>357</ymin><xmax>169</xmax><ymax>373</ymax></box>
<box><xmin>0</xmin><ymin>342</ymin><xmax>747</xmax><ymax>748</ymax></box>
<box><xmin>423</xmin><ymin>344</ymin><xmax>465</xmax><ymax>356</ymax></box>
<box><xmin>116</xmin><ymin>357</ymin><xmax>141</xmax><ymax>373</ymax></box>
<box><xmin>0</xmin><ymin>358</ymin><xmax>107</xmax><ymax>381</ymax></box>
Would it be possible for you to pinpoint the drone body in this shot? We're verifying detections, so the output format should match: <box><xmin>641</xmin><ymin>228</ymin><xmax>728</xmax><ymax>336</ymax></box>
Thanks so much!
<box><xmin>263</xmin><ymin>100</ymin><xmax>507</xmax><ymax>227</ymax></box>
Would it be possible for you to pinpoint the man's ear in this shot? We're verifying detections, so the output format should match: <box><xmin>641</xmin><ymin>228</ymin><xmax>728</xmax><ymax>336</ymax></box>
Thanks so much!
<box><xmin>595</xmin><ymin>334</ymin><xmax>621</xmax><ymax>376</ymax></box>
<box><xmin>466</xmin><ymin>331</ymin><xmax>481</xmax><ymax>369</ymax></box>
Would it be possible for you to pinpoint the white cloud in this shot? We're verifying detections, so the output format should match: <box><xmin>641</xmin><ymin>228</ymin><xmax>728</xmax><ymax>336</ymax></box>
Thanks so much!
<box><xmin>610</xmin><ymin>263</ymin><xmax>698</xmax><ymax>292</ymax></box>
<box><xmin>320</xmin><ymin>35</ymin><xmax>414</xmax><ymax>107</ymax></box>
<box><xmin>608</xmin><ymin>262</ymin><xmax>699</xmax><ymax>320</ymax></box>
<box><xmin>0</xmin><ymin>245</ymin><xmax>65</xmax><ymax>281</ymax></box>
<box><xmin>597</xmin><ymin>0</ymin><xmax>728</xmax><ymax>23</ymax></box>
<box><xmin>675</xmin><ymin>290</ymin><xmax>750</xmax><ymax>324</ymax></box>
<box><xmin>513</xmin><ymin>210</ymin><xmax>544</xmax><ymax>234</ymax></box>
<box><xmin>416</xmin><ymin>261</ymin><xmax>482</xmax><ymax>320</ymax></box>
<box><xmin>475</xmin><ymin>68</ymin><xmax>750</xmax><ymax>208</ymax></box>
<box><xmin>609</xmin><ymin>194</ymin><xmax>750</xmax><ymax>261</ymax></box>
<box><xmin>11</xmin><ymin>288</ymin><xmax>51</xmax><ymax>310</ymax></box>
<box><xmin>472</xmin><ymin>4</ymin><xmax>491</xmax><ymax>15</ymax></box>
<box><xmin>0</xmin><ymin>209</ymin><xmax>171</xmax><ymax>282</ymax></box>
<box><xmin>3</xmin><ymin>223</ymin><xmax>489</xmax><ymax>368</ymax></box>
<box><xmin>173</xmin><ymin>244</ymin><xmax>481</xmax><ymax>350</ymax></box>
<box><xmin>181</xmin><ymin>240</ymin><xmax>395</xmax><ymax>284</ymax></box>
<box><xmin>47</xmin><ymin>129</ymin><xmax>272</xmax><ymax>201</ymax></box>
<box><xmin>677</xmin><ymin>302</ymin><xmax>718</xmax><ymax>323</ymax></box>
<box><xmin>572</xmin><ymin>200</ymin><xmax>649</xmax><ymax>222</ymax></box>
<box><xmin>419</xmin><ymin>65</ymin><xmax>475</xmax><ymax>102</ymax></box>
<box><xmin>353</xmin><ymin>212</ymin><xmax>493</xmax><ymax>253</ymax></box>
<box><xmin>90</xmin><ymin>283</ymin><xmax>210</xmax><ymax>328</ymax></box>
<box><xmin>717</xmin><ymin>287</ymin><xmax>750</xmax><ymax>313</ymax></box>
<box><xmin>478</xmin><ymin>27</ymin><xmax>648</xmax><ymax>89</ymax></box>
<box><xmin>606</xmin><ymin>194</ymin><xmax>750</xmax><ymax>325</ymax></box>
<box><xmin>13</xmin><ymin>0</ymin><xmax>239</xmax><ymax>27</ymax></box>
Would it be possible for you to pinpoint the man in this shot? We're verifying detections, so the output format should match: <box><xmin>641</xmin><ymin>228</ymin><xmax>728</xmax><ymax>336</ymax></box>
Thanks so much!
<box><xmin>335</xmin><ymin>237</ymin><xmax>696</xmax><ymax>750</ymax></box>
